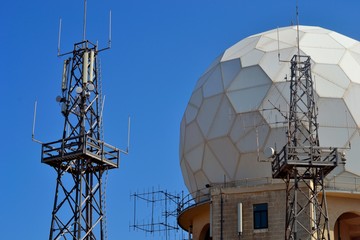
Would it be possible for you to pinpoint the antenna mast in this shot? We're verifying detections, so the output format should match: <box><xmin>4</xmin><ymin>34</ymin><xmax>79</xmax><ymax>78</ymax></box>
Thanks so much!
<box><xmin>272</xmin><ymin>54</ymin><xmax>340</xmax><ymax>240</ymax></box>
<box><xmin>40</xmin><ymin>1</ymin><xmax>123</xmax><ymax>239</ymax></box>
<box><xmin>83</xmin><ymin>0</ymin><xmax>87</xmax><ymax>41</ymax></box>
<box><xmin>271</xmin><ymin>1</ymin><xmax>341</xmax><ymax>239</ymax></box>
<box><xmin>296</xmin><ymin>0</ymin><xmax>300</xmax><ymax>57</ymax></box>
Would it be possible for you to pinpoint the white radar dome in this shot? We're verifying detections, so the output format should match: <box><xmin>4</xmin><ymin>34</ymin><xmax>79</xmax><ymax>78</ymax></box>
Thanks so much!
<box><xmin>180</xmin><ymin>26</ymin><xmax>360</xmax><ymax>194</ymax></box>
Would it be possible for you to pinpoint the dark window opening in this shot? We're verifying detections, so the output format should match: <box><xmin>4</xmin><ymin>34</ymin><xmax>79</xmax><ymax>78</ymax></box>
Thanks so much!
<box><xmin>253</xmin><ymin>203</ymin><xmax>268</xmax><ymax>229</ymax></box>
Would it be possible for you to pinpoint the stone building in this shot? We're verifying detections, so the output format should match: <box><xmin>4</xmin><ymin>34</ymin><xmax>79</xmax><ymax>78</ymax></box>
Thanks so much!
<box><xmin>178</xmin><ymin>26</ymin><xmax>360</xmax><ymax>240</ymax></box>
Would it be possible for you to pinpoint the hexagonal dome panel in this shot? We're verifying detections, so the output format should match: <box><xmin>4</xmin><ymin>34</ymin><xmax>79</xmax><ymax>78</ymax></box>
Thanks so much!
<box><xmin>180</xmin><ymin>25</ymin><xmax>360</xmax><ymax>194</ymax></box>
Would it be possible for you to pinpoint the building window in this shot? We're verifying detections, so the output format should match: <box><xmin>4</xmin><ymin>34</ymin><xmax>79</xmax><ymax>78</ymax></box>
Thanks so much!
<box><xmin>253</xmin><ymin>203</ymin><xmax>268</xmax><ymax>229</ymax></box>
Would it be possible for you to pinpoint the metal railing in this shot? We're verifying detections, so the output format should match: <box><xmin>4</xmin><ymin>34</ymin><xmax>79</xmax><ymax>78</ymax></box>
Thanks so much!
<box><xmin>41</xmin><ymin>134</ymin><xmax>119</xmax><ymax>167</ymax></box>
<box><xmin>325</xmin><ymin>175</ymin><xmax>360</xmax><ymax>192</ymax></box>
<box><xmin>272</xmin><ymin>146</ymin><xmax>339</xmax><ymax>178</ymax></box>
<box><xmin>178</xmin><ymin>175</ymin><xmax>360</xmax><ymax>214</ymax></box>
<box><xmin>178</xmin><ymin>177</ymin><xmax>279</xmax><ymax>214</ymax></box>
<box><xmin>178</xmin><ymin>190</ymin><xmax>210</xmax><ymax>215</ymax></box>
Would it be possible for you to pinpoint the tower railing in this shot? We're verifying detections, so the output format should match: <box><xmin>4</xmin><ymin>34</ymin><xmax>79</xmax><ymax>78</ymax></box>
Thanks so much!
<box><xmin>42</xmin><ymin>134</ymin><xmax>119</xmax><ymax>170</ymax></box>
<box><xmin>272</xmin><ymin>146</ymin><xmax>340</xmax><ymax>179</ymax></box>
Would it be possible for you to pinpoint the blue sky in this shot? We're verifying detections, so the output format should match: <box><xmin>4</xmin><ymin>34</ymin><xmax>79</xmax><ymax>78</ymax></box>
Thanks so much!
<box><xmin>1</xmin><ymin>0</ymin><xmax>360</xmax><ymax>239</ymax></box>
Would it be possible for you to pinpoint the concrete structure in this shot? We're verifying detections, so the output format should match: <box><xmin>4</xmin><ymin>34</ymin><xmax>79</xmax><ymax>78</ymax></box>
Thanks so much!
<box><xmin>178</xmin><ymin>26</ymin><xmax>360</xmax><ymax>240</ymax></box>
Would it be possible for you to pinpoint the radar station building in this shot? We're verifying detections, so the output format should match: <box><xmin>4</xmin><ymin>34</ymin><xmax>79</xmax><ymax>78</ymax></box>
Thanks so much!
<box><xmin>178</xmin><ymin>26</ymin><xmax>360</xmax><ymax>240</ymax></box>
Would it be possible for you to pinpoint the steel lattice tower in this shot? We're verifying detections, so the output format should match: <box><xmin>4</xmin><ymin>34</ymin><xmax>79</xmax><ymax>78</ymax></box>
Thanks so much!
<box><xmin>41</xmin><ymin>38</ymin><xmax>119</xmax><ymax>240</ymax></box>
<box><xmin>272</xmin><ymin>55</ymin><xmax>340</xmax><ymax>240</ymax></box>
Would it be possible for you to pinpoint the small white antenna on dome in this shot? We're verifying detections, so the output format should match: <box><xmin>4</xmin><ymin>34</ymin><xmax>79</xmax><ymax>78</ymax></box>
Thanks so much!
<box><xmin>345</xmin><ymin>109</ymin><xmax>352</xmax><ymax>149</ymax></box>
<box><xmin>277</xmin><ymin>27</ymin><xmax>280</xmax><ymax>62</ymax></box>
<box><xmin>255</xmin><ymin>120</ymin><xmax>260</xmax><ymax>161</ymax></box>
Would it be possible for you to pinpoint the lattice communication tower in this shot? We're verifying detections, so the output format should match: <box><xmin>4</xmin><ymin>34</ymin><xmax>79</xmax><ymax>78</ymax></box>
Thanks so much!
<box><xmin>271</xmin><ymin>55</ymin><xmax>341</xmax><ymax>239</ymax></box>
<box><xmin>39</xmin><ymin>5</ymin><xmax>123</xmax><ymax>239</ymax></box>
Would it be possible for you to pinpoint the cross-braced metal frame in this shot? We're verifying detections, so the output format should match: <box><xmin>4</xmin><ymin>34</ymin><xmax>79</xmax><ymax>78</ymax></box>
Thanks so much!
<box><xmin>41</xmin><ymin>40</ymin><xmax>119</xmax><ymax>240</ymax></box>
<box><xmin>130</xmin><ymin>190</ymin><xmax>180</xmax><ymax>237</ymax></box>
<box><xmin>272</xmin><ymin>55</ymin><xmax>339</xmax><ymax>240</ymax></box>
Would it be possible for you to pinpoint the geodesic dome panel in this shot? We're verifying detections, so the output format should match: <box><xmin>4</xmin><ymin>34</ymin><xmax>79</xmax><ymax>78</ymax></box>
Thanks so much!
<box><xmin>180</xmin><ymin>25</ymin><xmax>360</xmax><ymax>194</ymax></box>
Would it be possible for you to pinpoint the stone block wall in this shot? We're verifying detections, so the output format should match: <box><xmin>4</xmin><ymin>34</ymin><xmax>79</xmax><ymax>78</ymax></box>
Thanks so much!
<box><xmin>210</xmin><ymin>184</ymin><xmax>311</xmax><ymax>240</ymax></box>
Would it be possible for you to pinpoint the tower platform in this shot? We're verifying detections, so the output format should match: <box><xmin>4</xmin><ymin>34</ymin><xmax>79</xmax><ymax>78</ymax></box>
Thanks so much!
<box><xmin>272</xmin><ymin>146</ymin><xmax>339</xmax><ymax>179</ymax></box>
<box><xmin>41</xmin><ymin>134</ymin><xmax>119</xmax><ymax>171</ymax></box>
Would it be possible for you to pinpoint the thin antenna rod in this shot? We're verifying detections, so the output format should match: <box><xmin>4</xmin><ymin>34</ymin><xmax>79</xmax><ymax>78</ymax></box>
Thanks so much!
<box><xmin>109</xmin><ymin>10</ymin><xmax>112</xmax><ymax>48</ymax></box>
<box><xmin>100</xmin><ymin>95</ymin><xmax>106</xmax><ymax>127</ymax></box>
<box><xmin>32</xmin><ymin>100</ymin><xmax>37</xmax><ymax>139</ymax></box>
<box><xmin>296</xmin><ymin>0</ymin><xmax>300</xmax><ymax>57</ymax></box>
<box><xmin>277</xmin><ymin>27</ymin><xmax>280</xmax><ymax>61</ymax></box>
<box><xmin>127</xmin><ymin>116</ymin><xmax>131</xmax><ymax>153</ymax></box>
<box><xmin>58</xmin><ymin>18</ymin><xmax>62</xmax><ymax>56</ymax></box>
<box><xmin>120</xmin><ymin>116</ymin><xmax>131</xmax><ymax>154</ymax></box>
<box><xmin>345</xmin><ymin>109</ymin><xmax>351</xmax><ymax>149</ymax></box>
<box><xmin>83</xmin><ymin>0</ymin><xmax>87</xmax><ymax>40</ymax></box>
<box><xmin>32</xmin><ymin>100</ymin><xmax>43</xmax><ymax>144</ymax></box>
<box><xmin>255</xmin><ymin>120</ymin><xmax>260</xmax><ymax>162</ymax></box>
